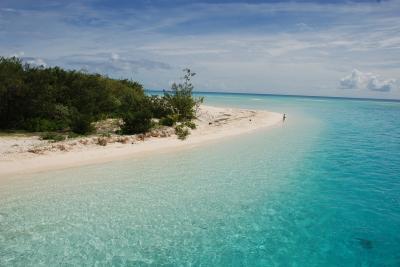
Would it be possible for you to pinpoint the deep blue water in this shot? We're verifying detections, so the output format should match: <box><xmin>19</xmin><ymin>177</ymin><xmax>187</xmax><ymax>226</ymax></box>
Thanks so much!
<box><xmin>0</xmin><ymin>93</ymin><xmax>399</xmax><ymax>266</ymax></box>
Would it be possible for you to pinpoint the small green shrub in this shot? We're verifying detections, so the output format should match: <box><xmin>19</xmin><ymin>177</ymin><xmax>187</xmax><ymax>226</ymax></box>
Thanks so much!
<box><xmin>121</xmin><ymin>110</ymin><xmax>152</xmax><ymax>134</ymax></box>
<box><xmin>71</xmin><ymin>115</ymin><xmax>94</xmax><ymax>135</ymax></box>
<box><xmin>40</xmin><ymin>132</ymin><xmax>66</xmax><ymax>142</ymax></box>
<box><xmin>163</xmin><ymin>69</ymin><xmax>202</xmax><ymax>121</ymax></box>
<box><xmin>160</xmin><ymin>115</ymin><xmax>178</xmax><ymax>127</ymax></box>
<box><xmin>184</xmin><ymin>121</ymin><xmax>196</xmax><ymax>129</ymax></box>
<box><xmin>175</xmin><ymin>124</ymin><xmax>189</xmax><ymax>140</ymax></box>
<box><xmin>24</xmin><ymin>118</ymin><xmax>58</xmax><ymax>132</ymax></box>
<box><xmin>67</xmin><ymin>132</ymin><xmax>81</xmax><ymax>139</ymax></box>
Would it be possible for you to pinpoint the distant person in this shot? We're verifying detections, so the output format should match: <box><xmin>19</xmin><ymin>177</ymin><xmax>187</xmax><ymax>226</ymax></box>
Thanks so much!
<box><xmin>283</xmin><ymin>113</ymin><xmax>287</xmax><ymax>122</ymax></box>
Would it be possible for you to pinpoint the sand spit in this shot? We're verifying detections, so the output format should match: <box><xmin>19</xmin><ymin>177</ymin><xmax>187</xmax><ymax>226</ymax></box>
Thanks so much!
<box><xmin>0</xmin><ymin>105</ymin><xmax>282</xmax><ymax>177</ymax></box>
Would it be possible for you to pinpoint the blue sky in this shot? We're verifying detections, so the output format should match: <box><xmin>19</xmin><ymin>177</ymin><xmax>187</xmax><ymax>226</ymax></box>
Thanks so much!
<box><xmin>1</xmin><ymin>0</ymin><xmax>399</xmax><ymax>99</ymax></box>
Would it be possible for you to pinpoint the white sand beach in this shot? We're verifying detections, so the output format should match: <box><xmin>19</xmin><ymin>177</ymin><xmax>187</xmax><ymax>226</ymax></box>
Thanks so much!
<box><xmin>0</xmin><ymin>105</ymin><xmax>282</xmax><ymax>177</ymax></box>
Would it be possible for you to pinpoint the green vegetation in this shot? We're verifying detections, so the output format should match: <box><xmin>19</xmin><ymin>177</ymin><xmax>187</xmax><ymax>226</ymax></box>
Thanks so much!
<box><xmin>67</xmin><ymin>132</ymin><xmax>82</xmax><ymax>139</ymax></box>
<box><xmin>121</xmin><ymin>109</ymin><xmax>153</xmax><ymax>134</ymax></box>
<box><xmin>0</xmin><ymin>57</ymin><xmax>202</xmax><ymax>139</ymax></box>
<box><xmin>184</xmin><ymin>121</ymin><xmax>196</xmax><ymax>129</ymax></box>
<box><xmin>174</xmin><ymin>121</ymin><xmax>196</xmax><ymax>140</ymax></box>
<box><xmin>175</xmin><ymin>124</ymin><xmax>190</xmax><ymax>140</ymax></box>
<box><xmin>71</xmin><ymin>114</ymin><xmax>95</xmax><ymax>135</ymax></box>
<box><xmin>40</xmin><ymin>132</ymin><xmax>66</xmax><ymax>142</ymax></box>
<box><xmin>164</xmin><ymin>69</ymin><xmax>203</xmax><ymax>121</ymax></box>
<box><xmin>159</xmin><ymin>114</ymin><xmax>178</xmax><ymax>127</ymax></box>
<box><xmin>0</xmin><ymin>57</ymin><xmax>145</xmax><ymax>134</ymax></box>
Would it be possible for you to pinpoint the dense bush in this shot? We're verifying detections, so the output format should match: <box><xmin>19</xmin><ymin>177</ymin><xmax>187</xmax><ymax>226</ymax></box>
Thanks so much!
<box><xmin>159</xmin><ymin>115</ymin><xmax>178</xmax><ymax>127</ymax></box>
<box><xmin>23</xmin><ymin>118</ymin><xmax>59</xmax><ymax>132</ymax></box>
<box><xmin>121</xmin><ymin>110</ymin><xmax>153</xmax><ymax>134</ymax></box>
<box><xmin>71</xmin><ymin>114</ymin><xmax>94</xmax><ymax>135</ymax></box>
<box><xmin>148</xmin><ymin>95</ymin><xmax>173</xmax><ymax>118</ymax></box>
<box><xmin>0</xmin><ymin>57</ymin><xmax>145</xmax><ymax>134</ymax></box>
<box><xmin>0</xmin><ymin>57</ymin><xmax>202</xmax><ymax>138</ymax></box>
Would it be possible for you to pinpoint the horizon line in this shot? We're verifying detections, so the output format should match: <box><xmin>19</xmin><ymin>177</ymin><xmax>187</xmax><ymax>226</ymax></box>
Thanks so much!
<box><xmin>146</xmin><ymin>89</ymin><xmax>400</xmax><ymax>103</ymax></box>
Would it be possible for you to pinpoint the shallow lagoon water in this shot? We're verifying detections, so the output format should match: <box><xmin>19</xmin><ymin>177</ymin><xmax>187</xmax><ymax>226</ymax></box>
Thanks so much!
<box><xmin>1</xmin><ymin>94</ymin><xmax>399</xmax><ymax>266</ymax></box>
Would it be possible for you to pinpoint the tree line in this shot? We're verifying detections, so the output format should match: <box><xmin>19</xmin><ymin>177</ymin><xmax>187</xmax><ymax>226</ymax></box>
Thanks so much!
<box><xmin>0</xmin><ymin>57</ymin><xmax>202</xmax><ymax>137</ymax></box>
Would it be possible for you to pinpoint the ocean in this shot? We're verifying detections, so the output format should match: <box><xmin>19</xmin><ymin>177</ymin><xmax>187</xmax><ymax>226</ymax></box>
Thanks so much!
<box><xmin>1</xmin><ymin>93</ymin><xmax>399</xmax><ymax>266</ymax></box>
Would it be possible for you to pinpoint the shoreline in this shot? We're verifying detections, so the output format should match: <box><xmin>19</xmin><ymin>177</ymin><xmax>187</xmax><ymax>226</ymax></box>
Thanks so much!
<box><xmin>0</xmin><ymin>105</ymin><xmax>282</xmax><ymax>177</ymax></box>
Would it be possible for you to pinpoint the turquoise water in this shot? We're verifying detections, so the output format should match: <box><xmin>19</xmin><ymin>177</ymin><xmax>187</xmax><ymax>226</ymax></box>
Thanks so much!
<box><xmin>1</xmin><ymin>93</ymin><xmax>399</xmax><ymax>266</ymax></box>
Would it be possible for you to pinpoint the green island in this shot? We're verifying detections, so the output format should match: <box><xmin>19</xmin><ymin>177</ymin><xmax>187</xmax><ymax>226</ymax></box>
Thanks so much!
<box><xmin>0</xmin><ymin>57</ymin><xmax>202</xmax><ymax>141</ymax></box>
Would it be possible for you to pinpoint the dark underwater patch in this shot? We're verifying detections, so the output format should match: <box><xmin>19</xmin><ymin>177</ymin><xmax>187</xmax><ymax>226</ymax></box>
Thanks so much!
<box><xmin>356</xmin><ymin>238</ymin><xmax>373</xmax><ymax>250</ymax></box>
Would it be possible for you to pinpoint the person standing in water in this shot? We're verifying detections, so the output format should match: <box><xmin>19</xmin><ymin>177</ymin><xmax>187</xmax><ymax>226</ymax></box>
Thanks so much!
<box><xmin>283</xmin><ymin>113</ymin><xmax>287</xmax><ymax>121</ymax></box>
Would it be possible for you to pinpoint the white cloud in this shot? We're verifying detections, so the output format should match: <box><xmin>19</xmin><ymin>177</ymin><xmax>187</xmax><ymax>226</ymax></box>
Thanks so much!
<box><xmin>1</xmin><ymin>8</ymin><xmax>17</xmax><ymax>13</ymax></box>
<box><xmin>367</xmin><ymin>76</ymin><xmax>397</xmax><ymax>92</ymax></box>
<box><xmin>7</xmin><ymin>52</ymin><xmax>47</xmax><ymax>67</ymax></box>
<box><xmin>23</xmin><ymin>57</ymin><xmax>47</xmax><ymax>67</ymax></box>
<box><xmin>9</xmin><ymin>51</ymin><xmax>24</xmax><ymax>57</ymax></box>
<box><xmin>111</xmin><ymin>53</ymin><xmax>120</xmax><ymax>61</ymax></box>
<box><xmin>58</xmin><ymin>53</ymin><xmax>171</xmax><ymax>75</ymax></box>
<box><xmin>340</xmin><ymin>69</ymin><xmax>397</xmax><ymax>92</ymax></box>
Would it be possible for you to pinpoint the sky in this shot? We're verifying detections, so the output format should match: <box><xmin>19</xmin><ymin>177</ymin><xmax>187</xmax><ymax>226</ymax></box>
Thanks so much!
<box><xmin>1</xmin><ymin>0</ymin><xmax>400</xmax><ymax>99</ymax></box>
